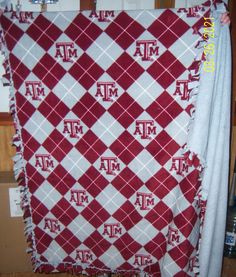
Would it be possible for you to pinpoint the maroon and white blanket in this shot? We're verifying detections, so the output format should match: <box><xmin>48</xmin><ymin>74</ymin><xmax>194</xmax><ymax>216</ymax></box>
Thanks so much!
<box><xmin>0</xmin><ymin>1</ymin><xmax>231</xmax><ymax>276</ymax></box>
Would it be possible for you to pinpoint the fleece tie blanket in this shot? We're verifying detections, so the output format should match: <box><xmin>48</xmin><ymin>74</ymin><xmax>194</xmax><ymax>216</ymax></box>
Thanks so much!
<box><xmin>0</xmin><ymin>0</ymin><xmax>231</xmax><ymax>276</ymax></box>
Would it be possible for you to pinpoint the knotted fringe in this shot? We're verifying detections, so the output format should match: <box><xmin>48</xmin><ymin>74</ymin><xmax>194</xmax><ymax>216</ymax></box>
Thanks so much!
<box><xmin>0</xmin><ymin>14</ymin><xmax>40</xmax><ymax>271</ymax></box>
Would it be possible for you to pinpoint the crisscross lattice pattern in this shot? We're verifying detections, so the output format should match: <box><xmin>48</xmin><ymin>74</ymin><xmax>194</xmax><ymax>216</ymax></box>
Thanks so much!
<box><xmin>1</xmin><ymin>4</ymin><xmax>210</xmax><ymax>276</ymax></box>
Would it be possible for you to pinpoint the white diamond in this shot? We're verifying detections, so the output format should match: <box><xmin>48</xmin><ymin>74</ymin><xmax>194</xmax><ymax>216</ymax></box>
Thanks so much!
<box><xmin>127</xmin><ymin>72</ymin><xmax>164</xmax><ymax>109</ymax></box>
<box><xmin>99</xmin><ymin>245</ymin><xmax>126</xmax><ymax>270</ymax></box>
<box><xmin>67</xmin><ymin>215</ymin><xmax>96</xmax><ymax>242</ymax></box>
<box><xmin>86</xmin><ymin>32</ymin><xmax>123</xmax><ymax>71</ymax></box>
<box><xmin>23</xmin><ymin>111</ymin><xmax>54</xmax><ymax>144</ymax></box>
<box><xmin>60</xmin><ymin>148</ymin><xmax>91</xmax><ymax>180</ymax></box>
<box><xmin>91</xmin><ymin>112</ymin><xmax>125</xmax><ymax>147</ymax></box>
<box><xmin>12</xmin><ymin>34</ymin><xmax>45</xmax><ymax>70</ymax></box>
<box><xmin>43</xmin><ymin>240</ymin><xmax>67</xmax><ymax>265</ymax></box>
<box><xmin>34</xmin><ymin>181</ymin><xmax>62</xmax><ymax>210</ymax></box>
<box><xmin>96</xmin><ymin>184</ymin><xmax>127</xmax><ymax>215</ymax></box>
<box><xmin>128</xmin><ymin>150</ymin><xmax>161</xmax><ymax>182</ymax></box>
<box><xmin>128</xmin><ymin>219</ymin><xmax>158</xmax><ymax>246</ymax></box>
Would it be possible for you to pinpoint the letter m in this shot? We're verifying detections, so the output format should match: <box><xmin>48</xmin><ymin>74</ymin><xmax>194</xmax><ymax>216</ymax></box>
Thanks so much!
<box><xmin>68</xmin><ymin>48</ymin><xmax>78</xmax><ymax>58</ymax></box>
<box><xmin>24</xmin><ymin>12</ymin><xmax>34</xmax><ymax>19</ymax></box>
<box><xmin>46</xmin><ymin>160</ymin><xmax>54</xmax><ymax>168</ymax></box>
<box><xmin>109</xmin><ymin>87</ymin><xmax>118</xmax><ymax>97</ymax></box>
<box><xmin>172</xmin><ymin>233</ymin><xmax>180</xmax><ymax>243</ymax></box>
<box><xmin>149</xmin><ymin>46</ymin><xmax>159</xmax><ymax>56</ymax></box>
<box><xmin>37</xmin><ymin>87</ymin><xmax>45</xmax><ymax>96</ymax></box>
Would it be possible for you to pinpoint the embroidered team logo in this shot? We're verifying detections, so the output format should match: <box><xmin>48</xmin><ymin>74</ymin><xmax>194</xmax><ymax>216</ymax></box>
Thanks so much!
<box><xmin>99</xmin><ymin>157</ymin><xmax>120</xmax><ymax>176</ymax></box>
<box><xmin>70</xmin><ymin>189</ymin><xmax>89</xmax><ymax>207</ymax></box>
<box><xmin>25</xmin><ymin>81</ymin><xmax>45</xmax><ymax>101</ymax></box>
<box><xmin>174</xmin><ymin>80</ymin><xmax>191</xmax><ymax>101</ymax></box>
<box><xmin>133</xmin><ymin>120</ymin><xmax>157</xmax><ymax>140</ymax></box>
<box><xmin>134</xmin><ymin>192</ymin><xmax>154</xmax><ymax>211</ymax></box>
<box><xmin>167</xmin><ymin>227</ymin><xmax>180</xmax><ymax>246</ymax></box>
<box><xmin>35</xmin><ymin>154</ymin><xmax>54</xmax><ymax>172</ymax></box>
<box><xmin>44</xmin><ymin>218</ymin><xmax>61</xmax><ymax>234</ymax></box>
<box><xmin>133</xmin><ymin>40</ymin><xmax>159</xmax><ymax>61</ymax></box>
<box><xmin>89</xmin><ymin>10</ymin><xmax>115</xmax><ymax>22</ymax></box>
<box><xmin>63</xmin><ymin>119</ymin><xmax>83</xmax><ymax>138</ymax></box>
<box><xmin>95</xmin><ymin>82</ymin><xmax>118</xmax><ymax>102</ymax></box>
<box><xmin>76</xmin><ymin>249</ymin><xmax>93</xmax><ymax>263</ymax></box>
<box><xmin>177</xmin><ymin>7</ymin><xmax>205</xmax><ymax>18</ymax></box>
<box><xmin>102</xmin><ymin>223</ymin><xmax>122</xmax><ymax>238</ymax></box>
<box><xmin>55</xmin><ymin>42</ymin><xmax>78</xmax><ymax>62</ymax></box>
<box><xmin>170</xmin><ymin>156</ymin><xmax>189</xmax><ymax>176</ymax></box>
<box><xmin>133</xmin><ymin>254</ymin><xmax>152</xmax><ymax>267</ymax></box>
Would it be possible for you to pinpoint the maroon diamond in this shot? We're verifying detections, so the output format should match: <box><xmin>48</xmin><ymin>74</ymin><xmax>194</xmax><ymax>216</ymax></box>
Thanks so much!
<box><xmin>10</xmin><ymin>54</ymin><xmax>30</xmax><ymax>89</ymax></box>
<box><xmin>26</xmin><ymin>14</ymin><xmax>62</xmax><ymax>51</ymax></box>
<box><xmin>147</xmin><ymin>51</ymin><xmax>186</xmax><ymax>89</ymax></box>
<box><xmin>51</xmin><ymin>198</ymin><xmax>79</xmax><ymax>226</ymax></box>
<box><xmin>169</xmin><ymin>240</ymin><xmax>194</xmax><ymax>269</ymax></box>
<box><xmin>148</xmin><ymin>10</ymin><xmax>189</xmax><ymax>48</ymax></box>
<box><xmin>112</xmin><ymin>167</ymin><xmax>143</xmax><ymax>198</ymax></box>
<box><xmin>32</xmin><ymin>54</ymin><xmax>66</xmax><ymax>89</ymax></box>
<box><xmin>108</xmin><ymin>93</ymin><xmax>143</xmax><ymax>128</ymax></box>
<box><xmin>38</xmin><ymin>92</ymin><xmax>70</xmax><ymax>126</ymax></box>
<box><xmin>69</xmin><ymin>53</ymin><xmax>104</xmax><ymax>90</ymax></box>
<box><xmin>21</xmin><ymin>128</ymin><xmax>41</xmax><ymax>161</ymax></box>
<box><xmin>47</xmin><ymin>164</ymin><xmax>76</xmax><ymax>195</ymax></box>
<box><xmin>75</xmin><ymin>130</ymin><xmax>107</xmax><ymax>163</ymax></box>
<box><xmin>110</xmin><ymin>131</ymin><xmax>144</xmax><ymax>165</ymax></box>
<box><xmin>105</xmin><ymin>12</ymin><xmax>145</xmax><ymax>49</ymax></box>
<box><xmin>43</xmin><ymin>129</ymin><xmax>73</xmax><ymax>162</ymax></box>
<box><xmin>79</xmin><ymin>166</ymin><xmax>109</xmax><ymax>198</ymax></box>
<box><xmin>65</xmin><ymin>13</ymin><xmax>103</xmax><ymax>51</ymax></box>
<box><xmin>145</xmin><ymin>201</ymin><xmax>173</xmax><ymax>231</ymax></box>
<box><xmin>1</xmin><ymin>16</ymin><xmax>24</xmax><ymax>50</ymax></box>
<box><xmin>81</xmin><ymin>200</ymin><xmax>110</xmax><ymax>229</ymax></box>
<box><xmin>174</xmin><ymin>206</ymin><xmax>198</xmax><ymax>238</ymax></box>
<box><xmin>113</xmin><ymin>201</ymin><xmax>143</xmax><ymax>230</ymax></box>
<box><xmin>72</xmin><ymin>93</ymin><xmax>106</xmax><ymax>128</ymax></box>
<box><xmin>113</xmin><ymin>233</ymin><xmax>142</xmax><ymax>260</ymax></box>
<box><xmin>107</xmin><ymin>53</ymin><xmax>145</xmax><ymax>90</ymax></box>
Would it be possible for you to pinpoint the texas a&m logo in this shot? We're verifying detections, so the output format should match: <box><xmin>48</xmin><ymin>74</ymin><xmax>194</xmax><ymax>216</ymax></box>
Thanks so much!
<box><xmin>102</xmin><ymin>223</ymin><xmax>122</xmax><ymax>239</ymax></box>
<box><xmin>35</xmin><ymin>154</ymin><xmax>54</xmax><ymax>172</ymax></box>
<box><xmin>70</xmin><ymin>190</ymin><xmax>89</xmax><ymax>207</ymax></box>
<box><xmin>95</xmin><ymin>82</ymin><xmax>118</xmax><ymax>102</ymax></box>
<box><xmin>133</xmin><ymin>254</ymin><xmax>152</xmax><ymax>267</ymax></box>
<box><xmin>177</xmin><ymin>6</ymin><xmax>205</xmax><ymax>17</ymax></box>
<box><xmin>99</xmin><ymin>157</ymin><xmax>120</xmax><ymax>176</ymax></box>
<box><xmin>55</xmin><ymin>42</ymin><xmax>78</xmax><ymax>62</ymax></box>
<box><xmin>44</xmin><ymin>218</ymin><xmax>61</xmax><ymax>234</ymax></box>
<box><xmin>89</xmin><ymin>10</ymin><xmax>115</xmax><ymax>22</ymax></box>
<box><xmin>76</xmin><ymin>249</ymin><xmax>93</xmax><ymax>263</ymax></box>
<box><xmin>133</xmin><ymin>120</ymin><xmax>157</xmax><ymax>140</ymax></box>
<box><xmin>174</xmin><ymin>80</ymin><xmax>191</xmax><ymax>101</ymax></box>
<box><xmin>167</xmin><ymin>227</ymin><xmax>180</xmax><ymax>246</ymax></box>
<box><xmin>134</xmin><ymin>192</ymin><xmax>154</xmax><ymax>211</ymax></box>
<box><xmin>25</xmin><ymin>81</ymin><xmax>45</xmax><ymax>101</ymax></box>
<box><xmin>63</xmin><ymin>119</ymin><xmax>83</xmax><ymax>138</ymax></box>
<box><xmin>170</xmin><ymin>156</ymin><xmax>189</xmax><ymax>176</ymax></box>
<box><xmin>10</xmin><ymin>11</ymin><xmax>34</xmax><ymax>23</ymax></box>
<box><xmin>133</xmin><ymin>40</ymin><xmax>159</xmax><ymax>61</ymax></box>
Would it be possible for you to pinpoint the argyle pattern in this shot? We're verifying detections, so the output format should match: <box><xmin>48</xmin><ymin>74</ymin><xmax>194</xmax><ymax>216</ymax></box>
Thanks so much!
<box><xmin>1</xmin><ymin>3</ymin><xmax>211</xmax><ymax>276</ymax></box>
